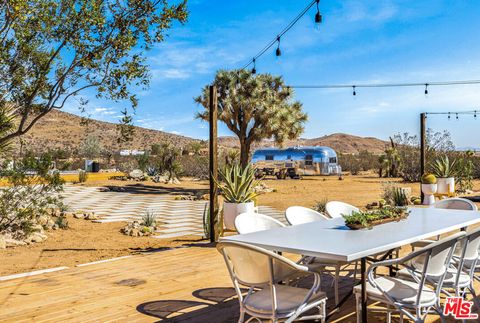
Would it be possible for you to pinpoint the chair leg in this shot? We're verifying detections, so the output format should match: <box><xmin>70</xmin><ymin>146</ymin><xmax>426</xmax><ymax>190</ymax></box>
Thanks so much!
<box><xmin>334</xmin><ymin>265</ymin><xmax>340</xmax><ymax>305</ymax></box>
<box><xmin>355</xmin><ymin>293</ymin><xmax>361</xmax><ymax>323</ymax></box>
<box><xmin>399</xmin><ymin>312</ymin><xmax>404</xmax><ymax>323</ymax></box>
<box><xmin>238</xmin><ymin>308</ymin><xmax>245</xmax><ymax>323</ymax></box>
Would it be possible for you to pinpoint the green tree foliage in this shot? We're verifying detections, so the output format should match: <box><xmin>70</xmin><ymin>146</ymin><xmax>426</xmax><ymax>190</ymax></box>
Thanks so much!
<box><xmin>0</xmin><ymin>0</ymin><xmax>187</xmax><ymax>145</ymax></box>
<box><xmin>0</xmin><ymin>153</ymin><xmax>65</xmax><ymax>235</ymax></box>
<box><xmin>80</xmin><ymin>135</ymin><xmax>103</xmax><ymax>159</ymax></box>
<box><xmin>195</xmin><ymin>69</ymin><xmax>308</xmax><ymax>167</ymax></box>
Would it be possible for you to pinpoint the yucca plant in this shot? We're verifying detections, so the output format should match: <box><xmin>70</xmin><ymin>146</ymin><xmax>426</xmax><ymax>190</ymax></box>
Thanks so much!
<box><xmin>141</xmin><ymin>209</ymin><xmax>157</xmax><ymax>227</ymax></box>
<box><xmin>216</xmin><ymin>164</ymin><xmax>260</xmax><ymax>203</ymax></box>
<box><xmin>431</xmin><ymin>155</ymin><xmax>457</xmax><ymax>178</ymax></box>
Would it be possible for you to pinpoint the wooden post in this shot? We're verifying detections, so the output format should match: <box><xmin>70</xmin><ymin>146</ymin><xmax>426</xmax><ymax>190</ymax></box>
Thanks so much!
<box><xmin>209</xmin><ymin>85</ymin><xmax>219</xmax><ymax>243</ymax></box>
<box><xmin>420</xmin><ymin>113</ymin><xmax>426</xmax><ymax>199</ymax></box>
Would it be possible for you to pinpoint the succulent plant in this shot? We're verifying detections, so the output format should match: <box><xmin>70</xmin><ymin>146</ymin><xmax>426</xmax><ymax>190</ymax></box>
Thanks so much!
<box><xmin>431</xmin><ymin>155</ymin><xmax>457</xmax><ymax>178</ymax></box>
<box><xmin>215</xmin><ymin>164</ymin><xmax>260</xmax><ymax>203</ymax></box>
<box><xmin>421</xmin><ymin>173</ymin><xmax>437</xmax><ymax>184</ymax></box>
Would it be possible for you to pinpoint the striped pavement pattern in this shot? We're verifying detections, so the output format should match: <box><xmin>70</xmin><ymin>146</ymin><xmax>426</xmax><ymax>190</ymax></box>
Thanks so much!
<box><xmin>60</xmin><ymin>185</ymin><xmax>285</xmax><ymax>239</ymax></box>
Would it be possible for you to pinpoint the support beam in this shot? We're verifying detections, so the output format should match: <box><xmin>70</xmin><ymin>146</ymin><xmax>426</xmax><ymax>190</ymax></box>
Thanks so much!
<box><xmin>209</xmin><ymin>85</ymin><xmax>219</xmax><ymax>243</ymax></box>
<box><xmin>420</xmin><ymin>113</ymin><xmax>426</xmax><ymax>199</ymax></box>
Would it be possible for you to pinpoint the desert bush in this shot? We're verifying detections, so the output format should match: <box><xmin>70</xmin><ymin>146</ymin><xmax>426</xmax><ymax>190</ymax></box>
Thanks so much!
<box><xmin>179</xmin><ymin>155</ymin><xmax>209</xmax><ymax>178</ymax></box>
<box><xmin>80</xmin><ymin>135</ymin><xmax>103</xmax><ymax>159</ymax></box>
<box><xmin>0</xmin><ymin>154</ymin><xmax>65</xmax><ymax>236</ymax></box>
<box><xmin>150</xmin><ymin>143</ymin><xmax>182</xmax><ymax>180</ymax></box>
<box><xmin>141</xmin><ymin>209</ymin><xmax>157</xmax><ymax>227</ymax></box>
<box><xmin>54</xmin><ymin>215</ymin><xmax>69</xmax><ymax>229</ymax></box>
<box><xmin>456</xmin><ymin>151</ymin><xmax>474</xmax><ymax>192</ymax></box>
<box><xmin>136</xmin><ymin>152</ymin><xmax>151</xmax><ymax>172</ymax></box>
<box><xmin>78</xmin><ymin>170</ymin><xmax>88</xmax><ymax>183</ymax></box>
<box><xmin>381</xmin><ymin>182</ymin><xmax>409</xmax><ymax>206</ymax></box>
<box><xmin>313</xmin><ymin>197</ymin><xmax>328</xmax><ymax>213</ymax></box>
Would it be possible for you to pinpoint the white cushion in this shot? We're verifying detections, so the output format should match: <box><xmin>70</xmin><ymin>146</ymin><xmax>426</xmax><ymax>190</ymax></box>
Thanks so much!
<box><xmin>245</xmin><ymin>284</ymin><xmax>326</xmax><ymax>315</ymax></box>
<box><xmin>354</xmin><ymin>276</ymin><xmax>436</xmax><ymax>305</ymax></box>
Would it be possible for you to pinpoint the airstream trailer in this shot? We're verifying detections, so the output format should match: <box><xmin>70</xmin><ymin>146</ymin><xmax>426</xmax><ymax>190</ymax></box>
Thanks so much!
<box><xmin>251</xmin><ymin>146</ymin><xmax>342</xmax><ymax>179</ymax></box>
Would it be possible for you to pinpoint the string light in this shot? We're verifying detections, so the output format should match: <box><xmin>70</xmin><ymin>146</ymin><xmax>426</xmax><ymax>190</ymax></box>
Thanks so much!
<box><xmin>275</xmin><ymin>36</ymin><xmax>282</xmax><ymax>57</ymax></box>
<box><xmin>240</xmin><ymin>0</ymin><xmax>319</xmax><ymax>70</ymax></box>
<box><xmin>424</xmin><ymin>83</ymin><xmax>429</xmax><ymax>95</ymax></box>
<box><xmin>425</xmin><ymin>111</ymin><xmax>479</xmax><ymax>121</ymax></box>
<box><xmin>315</xmin><ymin>0</ymin><xmax>322</xmax><ymax>25</ymax></box>
<box><xmin>352</xmin><ymin>85</ymin><xmax>356</xmax><ymax>96</ymax></box>
<box><xmin>251</xmin><ymin>58</ymin><xmax>256</xmax><ymax>74</ymax></box>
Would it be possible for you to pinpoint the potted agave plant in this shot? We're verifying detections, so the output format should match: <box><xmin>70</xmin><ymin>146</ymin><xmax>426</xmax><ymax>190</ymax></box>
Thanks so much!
<box><xmin>431</xmin><ymin>156</ymin><xmax>456</xmax><ymax>195</ymax></box>
<box><xmin>421</xmin><ymin>173</ymin><xmax>437</xmax><ymax>205</ymax></box>
<box><xmin>216</xmin><ymin>164</ymin><xmax>259</xmax><ymax>231</ymax></box>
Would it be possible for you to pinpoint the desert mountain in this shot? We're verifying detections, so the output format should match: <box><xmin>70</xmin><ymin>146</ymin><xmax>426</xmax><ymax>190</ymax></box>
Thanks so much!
<box><xmin>19</xmin><ymin>110</ymin><xmax>388</xmax><ymax>155</ymax></box>
<box><xmin>21</xmin><ymin>110</ymin><xmax>198</xmax><ymax>153</ymax></box>
<box><xmin>218</xmin><ymin>133</ymin><xmax>389</xmax><ymax>155</ymax></box>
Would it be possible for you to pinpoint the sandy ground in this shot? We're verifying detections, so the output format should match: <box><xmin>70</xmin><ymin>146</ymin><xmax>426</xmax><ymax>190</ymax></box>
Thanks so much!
<box><xmin>1</xmin><ymin>174</ymin><xmax>479</xmax><ymax>276</ymax></box>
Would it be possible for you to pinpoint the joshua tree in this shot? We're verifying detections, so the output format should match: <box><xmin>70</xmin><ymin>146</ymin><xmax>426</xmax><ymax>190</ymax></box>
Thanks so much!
<box><xmin>0</xmin><ymin>0</ymin><xmax>187</xmax><ymax>145</ymax></box>
<box><xmin>195</xmin><ymin>69</ymin><xmax>308</xmax><ymax>167</ymax></box>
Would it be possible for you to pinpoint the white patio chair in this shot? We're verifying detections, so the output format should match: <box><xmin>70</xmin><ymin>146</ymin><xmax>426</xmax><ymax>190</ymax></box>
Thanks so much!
<box><xmin>431</xmin><ymin>197</ymin><xmax>478</xmax><ymax>211</ymax></box>
<box><xmin>354</xmin><ymin>231</ymin><xmax>465</xmax><ymax>323</ymax></box>
<box><xmin>412</xmin><ymin>197</ymin><xmax>478</xmax><ymax>250</ymax></box>
<box><xmin>285</xmin><ymin>206</ymin><xmax>329</xmax><ymax>225</ymax></box>
<box><xmin>217</xmin><ymin>241</ymin><xmax>327</xmax><ymax>323</ymax></box>
<box><xmin>400</xmin><ymin>227</ymin><xmax>480</xmax><ymax>302</ymax></box>
<box><xmin>325</xmin><ymin>201</ymin><xmax>359</xmax><ymax>219</ymax></box>
<box><xmin>285</xmin><ymin>205</ymin><xmax>355</xmax><ymax>306</ymax></box>
<box><xmin>234</xmin><ymin>213</ymin><xmax>285</xmax><ymax>234</ymax></box>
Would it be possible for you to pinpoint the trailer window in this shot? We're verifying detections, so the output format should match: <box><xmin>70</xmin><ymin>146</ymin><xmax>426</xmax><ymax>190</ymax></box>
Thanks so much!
<box><xmin>305</xmin><ymin>154</ymin><xmax>313</xmax><ymax>166</ymax></box>
<box><xmin>265</xmin><ymin>155</ymin><xmax>274</xmax><ymax>161</ymax></box>
<box><xmin>329</xmin><ymin>157</ymin><xmax>337</xmax><ymax>163</ymax></box>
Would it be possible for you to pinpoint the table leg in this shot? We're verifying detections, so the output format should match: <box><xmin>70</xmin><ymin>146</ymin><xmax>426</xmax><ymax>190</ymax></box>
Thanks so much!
<box><xmin>361</xmin><ymin>257</ymin><xmax>367</xmax><ymax>323</ymax></box>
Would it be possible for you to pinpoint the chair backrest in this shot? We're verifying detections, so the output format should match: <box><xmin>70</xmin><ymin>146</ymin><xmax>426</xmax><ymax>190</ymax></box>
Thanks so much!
<box><xmin>217</xmin><ymin>241</ymin><xmax>300</xmax><ymax>287</ymax></box>
<box><xmin>325</xmin><ymin>201</ymin><xmax>359</xmax><ymax>219</ymax></box>
<box><xmin>234</xmin><ymin>213</ymin><xmax>285</xmax><ymax>234</ymax></box>
<box><xmin>455</xmin><ymin>226</ymin><xmax>480</xmax><ymax>262</ymax></box>
<box><xmin>408</xmin><ymin>232</ymin><xmax>466</xmax><ymax>277</ymax></box>
<box><xmin>285</xmin><ymin>206</ymin><xmax>329</xmax><ymax>225</ymax></box>
<box><xmin>432</xmin><ymin>197</ymin><xmax>478</xmax><ymax>211</ymax></box>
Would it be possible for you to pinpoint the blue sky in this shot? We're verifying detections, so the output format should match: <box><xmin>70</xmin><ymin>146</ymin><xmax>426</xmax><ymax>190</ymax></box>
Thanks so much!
<box><xmin>66</xmin><ymin>0</ymin><xmax>480</xmax><ymax>147</ymax></box>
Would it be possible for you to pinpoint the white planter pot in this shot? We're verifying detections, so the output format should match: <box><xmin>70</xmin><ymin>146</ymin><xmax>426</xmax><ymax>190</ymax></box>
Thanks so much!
<box><xmin>422</xmin><ymin>183</ymin><xmax>437</xmax><ymax>205</ymax></box>
<box><xmin>437</xmin><ymin>177</ymin><xmax>455</xmax><ymax>195</ymax></box>
<box><xmin>223</xmin><ymin>201</ymin><xmax>256</xmax><ymax>231</ymax></box>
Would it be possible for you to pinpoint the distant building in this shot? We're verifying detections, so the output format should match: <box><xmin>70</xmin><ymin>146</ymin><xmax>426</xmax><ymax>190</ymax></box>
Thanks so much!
<box><xmin>119</xmin><ymin>150</ymin><xmax>145</xmax><ymax>156</ymax></box>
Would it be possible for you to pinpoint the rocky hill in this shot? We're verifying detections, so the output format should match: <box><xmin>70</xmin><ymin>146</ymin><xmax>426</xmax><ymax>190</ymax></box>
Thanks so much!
<box><xmin>17</xmin><ymin>110</ymin><xmax>388</xmax><ymax>155</ymax></box>
<box><xmin>218</xmin><ymin>133</ymin><xmax>389</xmax><ymax>155</ymax></box>
<box><xmin>20</xmin><ymin>110</ymin><xmax>198</xmax><ymax>153</ymax></box>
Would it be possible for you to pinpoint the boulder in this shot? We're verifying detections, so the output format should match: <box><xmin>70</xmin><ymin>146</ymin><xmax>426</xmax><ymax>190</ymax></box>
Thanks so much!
<box><xmin>5</xmin><ymin>238</ymin><xmax>27</xmax><ymax>247</ymax></box>
<box><xmin>73</xmin><ymin>213</ymin><xmax>84</xmax><ymax>219</ymax></box>
<box><xmin>28</xmin><ymin>232</ymin><xmax>47</xmax><ymax>243</ymax></box>
<box><xmin>129</xmin><ymin>169</ymin><xmax>144</xmax><ymax>180</ymax></box>
<box><xmin>0</xmin><ymin>235</ymin><xmax>6</xmax><ymax>249</ymax></box>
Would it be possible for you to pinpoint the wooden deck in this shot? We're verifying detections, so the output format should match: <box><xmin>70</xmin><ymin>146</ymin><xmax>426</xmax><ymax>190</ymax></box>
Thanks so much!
<box><xmin>0</xmin><ymin>245</ymin><xmax>476</xmax><ymax>322</ymax></box>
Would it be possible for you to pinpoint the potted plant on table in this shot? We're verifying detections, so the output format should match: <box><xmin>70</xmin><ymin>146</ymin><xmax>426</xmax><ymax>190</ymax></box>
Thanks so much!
<box><xmin>216</xmin><ymin>164</ymin><xmax>259</xmax><ymax>231</ymax></box>
<box><xmin>431</xmin><ymin>156</ymin><xmax>456</xmax><ymax>195</ymax></box>
<box><xmin>421</xmin><ymin>173</ymin><xmax>437</xmax><ymax>205</ymax></box>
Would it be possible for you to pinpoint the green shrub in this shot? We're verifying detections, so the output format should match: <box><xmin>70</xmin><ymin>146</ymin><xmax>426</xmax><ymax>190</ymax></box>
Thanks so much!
<box><xmin>381</xmin><ymin>182</ymin><xmax>409</xmax><ymax>206</ymax></box>
<box><xmin>141</xmin><ymin>210</ymin><xmax>156</xmax><ymax>227</ymax></box>
<box><xmin>54</xmin><ymin>216</ymin><xmax>69</xmax><ymax>229</ymax></box>
<box><xmin>78</xmin><ymin>170</ymin><xmax>89</xmax><ymax>183</ymax></box>
<box><xmin>313</xmin><ymin>197</ymin><xmax>328</xmax><ymax>213</ymax></box>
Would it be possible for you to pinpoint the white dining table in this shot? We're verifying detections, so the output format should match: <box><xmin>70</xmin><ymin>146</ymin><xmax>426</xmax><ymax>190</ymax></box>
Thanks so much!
<box><xmin>221</xmin><ymin>207</ymin><xmax>480</xmax><ymax>322</ymax></box>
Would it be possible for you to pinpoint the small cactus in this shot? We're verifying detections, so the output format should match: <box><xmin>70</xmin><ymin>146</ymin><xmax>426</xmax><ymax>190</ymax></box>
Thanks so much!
<box><xmin>421</xmin><ymin>173</ymin><xmax>437</xmax><ymax>184</ymax></box>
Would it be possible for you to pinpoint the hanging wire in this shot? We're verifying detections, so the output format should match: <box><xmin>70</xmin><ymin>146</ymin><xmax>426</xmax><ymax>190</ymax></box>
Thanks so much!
<box><xmin>289</xmin><ymin>79</ymin><xmax>480</xmax><ymax>89</ymax></box>
<box><xmin>239</xmin><ymin>0</ymin><xmax>319</xmax><ymax>70</ymax></box>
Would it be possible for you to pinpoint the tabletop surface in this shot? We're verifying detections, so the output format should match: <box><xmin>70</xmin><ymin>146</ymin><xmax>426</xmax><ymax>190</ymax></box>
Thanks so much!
<box><xmin>221</xmin><ymin>207</ymin><xmax>480</xmax><ymax>262</ymax></box>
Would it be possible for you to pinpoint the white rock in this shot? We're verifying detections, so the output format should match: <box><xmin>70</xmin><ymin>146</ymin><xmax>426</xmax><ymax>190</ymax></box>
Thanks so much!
<box><xmin>129</xmin><ymin>169</ymin><xmax>144</xmax><ymax>180</ymax></box>
<box><xmin>0</xmin><ymin>236</ymin><xmax>6</xmax><ymax>249</ymax></box>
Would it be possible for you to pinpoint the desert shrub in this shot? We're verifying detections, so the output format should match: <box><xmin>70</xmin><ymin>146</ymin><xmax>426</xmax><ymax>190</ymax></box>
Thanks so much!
<box><xmin>80</xmin><ymin>135</ymin><xmax>103</xmax><ymax>159</ymax></box>
<box><xmin>456</xmin><ymin>151</ymin><xmax>474</xmax><ymax>192</ymax></box>
<box><xmin>150</xmin><ymin>144</ymin><xmax>182</xmax><ymax>180</ymax></box>
<box><xmin>78</xmin><ymin>170</ymin><xmax>88</xmax><ymax>183</ymax></box>
<box><xmin>54</xmin><ymin>215</ymin><xmax>69</xmax><ymax>229</ymax></box>
<box><xmin>136</xmin><ymin>153</ymin><xmax>151</xmax><ymax>172</ymax></box>
<box><xmin>179</xmin><ymin>155</ymin><xmax>209</xmax><ymax>178</ymax></box>
<box><xmin>313</xmin><ymin>197</ymin><xmax>328</xmax><ymax>213</ymax></box>
<box><xmin>141</xmin><ymin>209</ymin><xmax>157</xmax><ymax>227</ymax></box>
<box><xmin>0</xmin><ymin>154</ymin><xmax>65</xmax><ymax>236</ymax></box>
<box><xmin>381</xmin><ymin>182</ymin><xmax>409</xmax><ymax>206</ymax></box>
